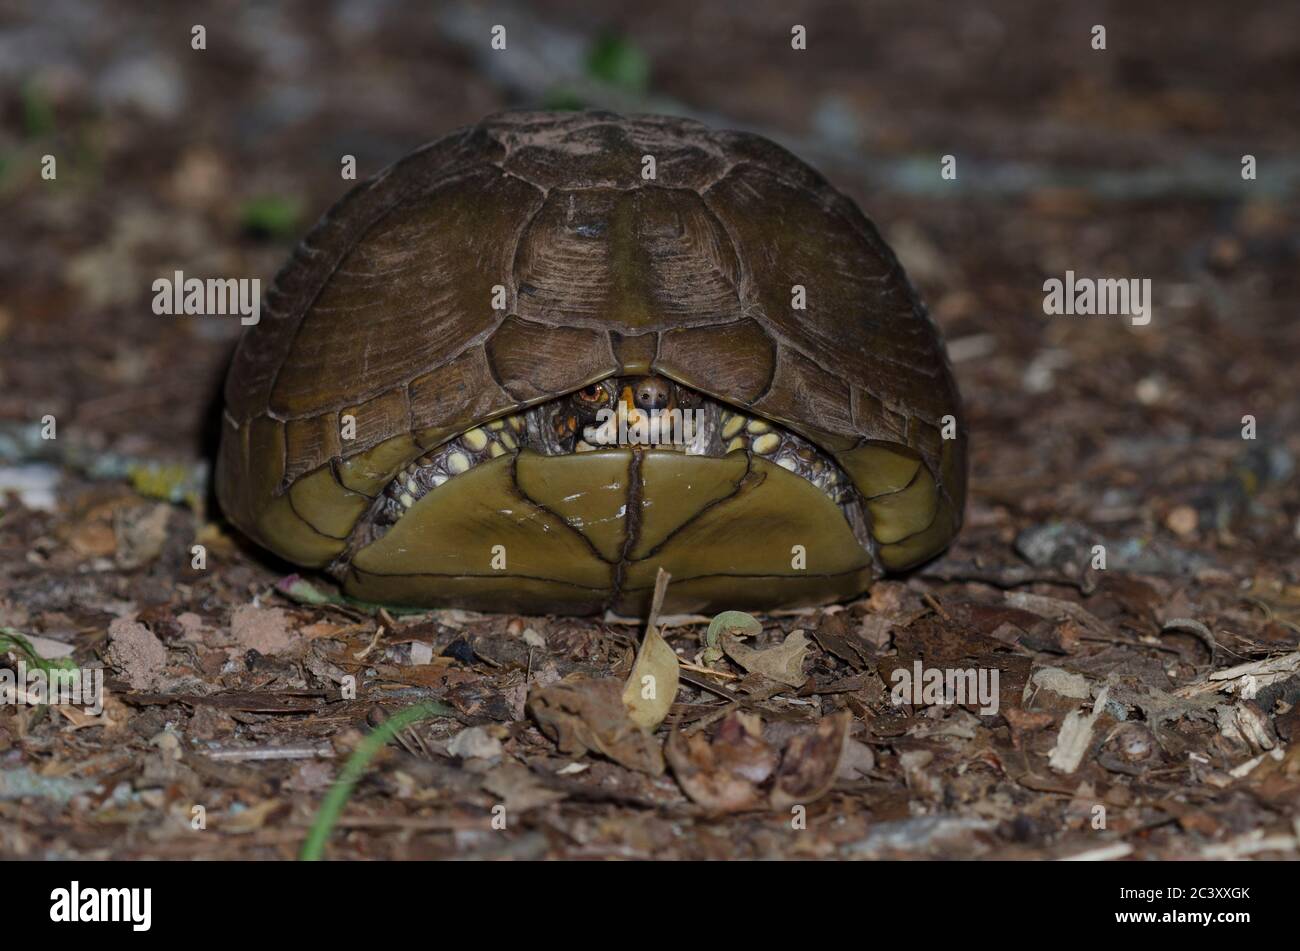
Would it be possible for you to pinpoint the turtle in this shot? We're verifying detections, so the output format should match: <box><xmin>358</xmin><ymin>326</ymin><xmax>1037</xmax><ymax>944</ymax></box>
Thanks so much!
<box><xmin>216</xmin><ymin>110</ymin><xmax>966</xmax><ymax>617</ymax></box>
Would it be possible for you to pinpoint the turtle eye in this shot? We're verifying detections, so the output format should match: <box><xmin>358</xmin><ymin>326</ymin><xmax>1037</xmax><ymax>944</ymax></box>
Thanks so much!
<box><xmin>577</xmin><ymin>384</ymin><xmax>605</xmax><ymax>403</ymax></box>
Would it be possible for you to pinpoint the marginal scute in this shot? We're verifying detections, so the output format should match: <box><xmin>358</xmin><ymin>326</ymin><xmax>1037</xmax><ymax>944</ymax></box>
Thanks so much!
<box><xmin>334</xmin><ymin>433</ymin><xmax>422</xmax><ymax>497</ymax></box>
<box><xmin>287</xmin><ymin>467</ymin><xmax>370</xmax><ymax>540</ymax></box>
<box><xmin>655</xmin><ymin>320</ymin><xmax>776</xmax><ymax>404</ymax></box>
<box><xmin>878</xmin><ymin>496</ymin><xmax>958</xmax><ymax>571</ymax></box>
<box><xmin>851</xmin><ymin>387</ymin><xmax>909</xmax><ymax>445</ymax></box>
<box><xmin>340</xmin><ymin>387</ymin><xmax>410</xmax><ymax>454</ymax></box>
<box><xmin>752</xmin><ymin>346</ymin><xmax>856</xmax><ymax>450</ymax></box>
<box><xmin>609</xmin><ymin>331</ymin><xmax>659</xmax><ymax>375</ymax></box>
<box><xmin>909</xmin><ymin>417</ymin><xmax>945</xmax><ymax>467</ymax></box>
<box><xmin>247</xmin><ymin>415</ymin><xmax>288</xmax><ymax>500</ymax></box>
<box><xmin>214</xmin><ymin>415</ymin><xmax>254</xmax><ymax>534</ymax></box>
<box><xmin>836</xmin><ymin>443</ymin><xmax>922</xmax><ymax>498</ymax></box>
<box><xmin>486</xmin><ymin>315</ymin><xmax>617</xmax><ymax>400</ymax></box>
<box><xmin>865</xmin><ymin>465</ymin><xmax>939</xmax><ymax>545</ymax></box>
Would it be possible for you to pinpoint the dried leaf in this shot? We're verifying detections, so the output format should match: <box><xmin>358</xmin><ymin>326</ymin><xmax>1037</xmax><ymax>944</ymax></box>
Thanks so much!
<box><xmin>482</xmin><ymin>763</ymin><xmax>567</xmax><ymax>813</ymax></box>
<box><xmin>223</xmin><ymin>798</ymin><xmax>283</xmax><ymax>833</ymax></box>
<box><xmin>771</xmin><ymin>711</ymin><xmax>851</xmax><ymax>808</ymax></box>
<box><xmin>1048</xmin><ymin>687</ymin><xmax>1111</xmax><ymax>774</ymax></box>
<box><xmin>722</xmin><ymin>629</ymin><xmax>810</xmax><ymax>687</ymax></box>
<box><xmin>528</xmin><ymin>677</ymin><xmax>664</xmax><ymax>775</ymax></box>
<box><xmin>622</xmin><ymin>626</ymin><xmax>679</xmax><ymax>730</ymax></box>
<box><xmin>666</xmin><ymin>713</ymin><xmax>776</xmax><ymax>813</ymax></box>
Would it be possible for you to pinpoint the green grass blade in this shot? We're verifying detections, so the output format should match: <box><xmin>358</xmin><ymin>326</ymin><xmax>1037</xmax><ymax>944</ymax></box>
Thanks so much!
<box><xmin>299</xmin><ymin>701</ymin><xmax>455</xmax><ymax>861</ymax></box>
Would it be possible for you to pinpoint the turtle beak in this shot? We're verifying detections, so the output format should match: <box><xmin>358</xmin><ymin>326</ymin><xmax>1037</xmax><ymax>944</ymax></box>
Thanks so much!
<box><xmin>619</xmin><ymin>385</ymin><xmax>651</xmax><ymax>444</ymax></box>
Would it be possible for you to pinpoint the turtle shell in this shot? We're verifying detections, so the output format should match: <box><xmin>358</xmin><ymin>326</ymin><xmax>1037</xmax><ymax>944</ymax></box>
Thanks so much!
<box><xmin>217</xmin><ymin>110</ymin><xmax>966</xmax><ymax>615</ymax></box>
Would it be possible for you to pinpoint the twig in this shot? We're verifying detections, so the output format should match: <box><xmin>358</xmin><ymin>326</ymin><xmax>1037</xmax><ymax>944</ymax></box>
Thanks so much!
<box><xmin>922</xmin><ymin>592</ymin><xmax>952</xmax><ymax>623</ymax></box>
<box><xmin>206</xmin><ymin>744</ymin><xmax>334</xmax><ymax>762</ymax></box>
<box><xmin>645</xmin><ymin>567</ymin><xmax>671</xmax><ymax>638</ymax></box>
<box><xmin>678</xmin><ymin>660</ymin><xmax>738</xmax><ymax>680</ymax></box>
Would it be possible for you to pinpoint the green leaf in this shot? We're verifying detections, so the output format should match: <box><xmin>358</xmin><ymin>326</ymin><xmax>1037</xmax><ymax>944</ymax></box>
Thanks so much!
<box><xmin>22</xmin><ymin>81</ymin><xmax>55</xmax><ymax>138</ymax></box>
<box><xmin>239</xmin><ymin>196</ymin><xmax>301</xmax><ymax>239</ymax></box>
<box><xmin>542</xmin><ymin>86</ymin><xmax>587</xmax><ymax>111</ymax></box>
<box><xmin>0</xmin><ymin>627</ymin><xmax>77</xmax><ymax>674</ymax></box>
<box><xmin>705</xmin><ymin>611</ymin><xmax>761</xmax><ymax>649</ymax></box>
<box><xmin>702</xmin><ymin>610</ymin><xmax>761</xmax><ymax>667</ymax></box>
<box><xmin>585</xmin><ymin>33</ymin><xmax>650</xmax><ymax>93</ymax></box>
<box><xmin>273</xmin><ymin>574</ymin><xmax>427</xmax><ymax>615</ymax></box>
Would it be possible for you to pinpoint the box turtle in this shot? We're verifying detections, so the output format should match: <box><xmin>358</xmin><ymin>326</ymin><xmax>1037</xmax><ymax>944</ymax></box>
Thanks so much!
<box><xmin>217</xmin><ymin>110</ymin><xmax>966</xmax><ymax>617</ymax></box>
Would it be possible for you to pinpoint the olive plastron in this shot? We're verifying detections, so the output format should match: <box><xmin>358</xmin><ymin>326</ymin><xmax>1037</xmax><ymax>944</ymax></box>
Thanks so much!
<box><xmin>217</xmin><ymin>110</ymin><xmax>967</xmax><ymax>617</ymax></box>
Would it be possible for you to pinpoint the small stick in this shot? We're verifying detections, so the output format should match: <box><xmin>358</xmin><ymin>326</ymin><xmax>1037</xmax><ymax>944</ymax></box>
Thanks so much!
<box><xmin>645</xmin><ymin>567</ymin><xmax>671</xmax><ymax>637</ymax></box>
<box><xmin>353</xmin><ymin>626</ymin><xmax>385</xmax><ymax>660</ymax></box>
<box><xmin>923</xmin><ymin>592</ymin><xmax>952</xmax><ymax>623</ymax></box>
<box><xmin>678</xmin><ymin>660</ymin><xmax>739</xmax><ymax>680</ymax></box>
<box><xmin>206</xmin><ymin>744</ymin><xmax>334</xmax><ymax>762</ymax></box>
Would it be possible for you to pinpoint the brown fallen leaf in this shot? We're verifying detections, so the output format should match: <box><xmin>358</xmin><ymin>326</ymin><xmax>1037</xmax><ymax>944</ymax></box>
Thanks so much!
<box><xmin>770</xmin><ymin>711</ymin><xmax>851</xmax><ymax>809</ymax></box>
<box><xmin>528</xmin><ymin>677</ymin><xmax>664</xmax><ymax>775</ymax></box>
<box><xmin>722</xmin><ymin>629</ymin><xmax>810</xmax><ymax>687</ymax></box>
<box><xmin>57</xmin><ymin>695</ymin><xmax>129</xmax><ymax>733</ymax></box>
<box><xmin>666</xmin><ymin>712</ymin><xmax>777</xmax><ymax>813</ymax></box>
<box><xmin>667</xmin><ymin>711</ymin><xmax>852</xmax><ymax>813</ymax></box>
<box><xmin>481</xmin><ymin>763</ymin><xmax>568</xmax><ymax>813</ymax></box>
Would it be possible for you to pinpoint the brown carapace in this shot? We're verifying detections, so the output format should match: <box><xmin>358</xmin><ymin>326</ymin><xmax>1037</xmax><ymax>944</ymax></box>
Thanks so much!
<box><xmin>216</xmin><ymin>111</ymin><xmax>966</xmax><ymax>616</ymax></box>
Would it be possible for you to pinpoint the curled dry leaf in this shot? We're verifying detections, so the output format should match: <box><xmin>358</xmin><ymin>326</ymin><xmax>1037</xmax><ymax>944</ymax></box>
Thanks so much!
<box><xmin>528</xmin><ymin>677</ymin><xmax>664</xmax><ymax>776</ymax></box>
<box><xmin>722</xmin><ymin>629</ymin><xmax>811</xmax><ymax>688</ymax></box>
<box><xmin>770</xmin><ymin>711</ymin><xmax>852</xmax><ymax>809</ymax></box>
<box><xmin>621</xmin><ymin>625</ymin><xmax>680</xmax><ymax>731</ymax></box>
<box><xmin>666</xmin><ymin>710</ymin><xmax>852</xmax><ymax>813</ymax></box>
<box><xmin>665</xmin><ymin>712</ymin><xmax>778</xmax><ymax>813</ymax></box>
<box><xmin>481</xmin><ymin>763</ymin><xmax>567</xmax><ymax>813</ymax></box>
